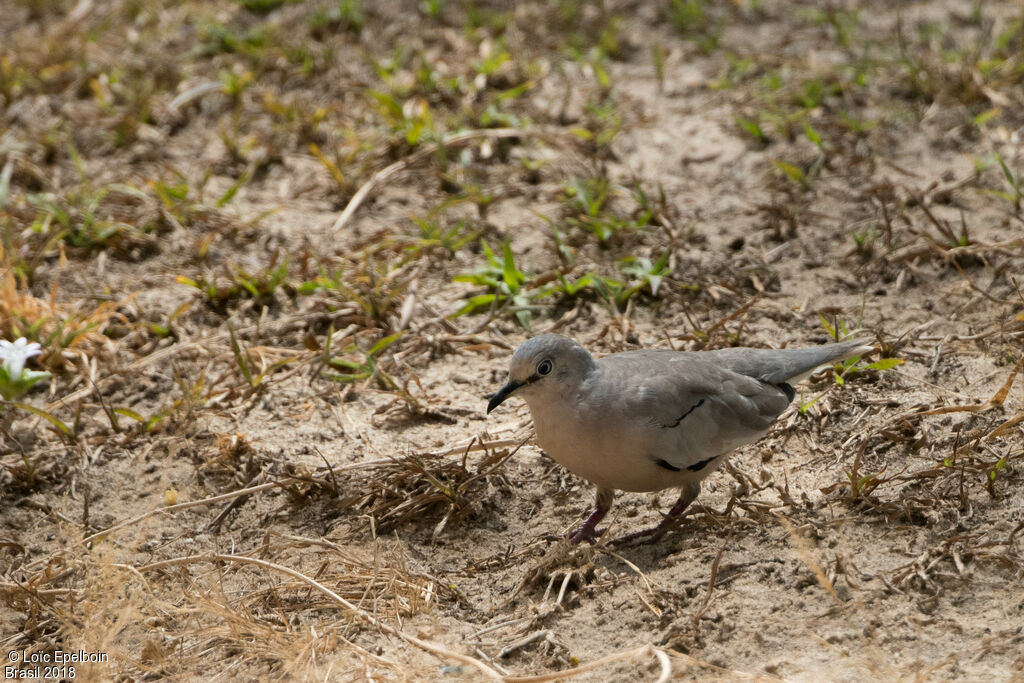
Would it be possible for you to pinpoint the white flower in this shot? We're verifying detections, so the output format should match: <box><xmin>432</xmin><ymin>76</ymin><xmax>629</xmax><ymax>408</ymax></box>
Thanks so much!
<box><xmin>0</xmin><ymin>338</ymin><xmax>43</xmax><ymax>379</ymax></box>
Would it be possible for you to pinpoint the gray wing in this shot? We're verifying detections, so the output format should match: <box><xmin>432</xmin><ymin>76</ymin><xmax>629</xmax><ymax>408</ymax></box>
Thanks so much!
<box><xmin>597</xmin><ymin>353</ymin><xmax>791</xmax><ymax>471</ymax></box>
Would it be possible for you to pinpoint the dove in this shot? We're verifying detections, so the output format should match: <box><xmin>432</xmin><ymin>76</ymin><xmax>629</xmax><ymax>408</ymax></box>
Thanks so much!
<box><xmin>486</xmin><ymin>334</ymin><xmax>872</xmax><ymax>543</ymax></box>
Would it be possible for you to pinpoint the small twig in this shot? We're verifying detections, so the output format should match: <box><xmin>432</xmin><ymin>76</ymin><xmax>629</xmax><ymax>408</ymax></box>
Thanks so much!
<box><xmin>168</xmin><ymin>80</ymin><xmax>223</xmax><ymax>111</ymax></box>
<box><xmin>929</xmin><ymin>335</ymin><xmax>949</xmax><ymax>376</ymax></box>
<box><xmin>498</xmin><ymin>630</ymin><xmax>551</xmax><ymax>659</ymax></box>
<box><xmin>313</xmin><ymin>446</ymin><xmax>341</xmax><ymax>494</ymax></box>
<box><xmin>597</xmin><ymin>546</ymin><xmax>657</xmax><ymax>597</ymax></box>
<box><xmin>471</xmin><ymin>617</ymin><xmax>532</xmax><ymax>640</ymax></box>
<box><xmin>424</xmin><ymin>437</ymin><xmax>525</xmax><ymax>459</ymax></box>
<box><xmin>949</xmin><ymin>258</ymin><xmax>1008</xmax><ymax>305</ymax></box>
<box><xmin>503</xmin><ymin>644</ymin><xmax>671</xmax><ymax>683</ymax></box>
<box><xmin>0</xmin><ymin>584</ymin><xmax>82</xmax><ymax>599</ymax></box>
<box><xmin>691</xmin><ymin>544</ymin><xmax>726</xmax><ymax>632</ymax></box>
<box><xmin>555</xmin><ymin>572</ymin><xmax>573</xmax><ymax>606</ymax></box>
<box><xmin>700</xmin><ymin>295</ymin><xmax>759</xmax><ymax>344</ymax></box>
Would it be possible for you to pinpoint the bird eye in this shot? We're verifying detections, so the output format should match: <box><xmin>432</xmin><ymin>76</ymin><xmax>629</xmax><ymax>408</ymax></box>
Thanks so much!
<box><xmin>537</xmin><ymin>359</ymin><xmax>553</xmax><ymax>376</ymax></box>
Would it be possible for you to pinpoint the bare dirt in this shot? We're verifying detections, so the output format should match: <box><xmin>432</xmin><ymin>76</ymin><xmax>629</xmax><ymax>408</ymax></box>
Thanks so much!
<box><xmin>2</xmin><ymin>1</ymin><xmax>1023</xmax><ymax>681</ymax></box>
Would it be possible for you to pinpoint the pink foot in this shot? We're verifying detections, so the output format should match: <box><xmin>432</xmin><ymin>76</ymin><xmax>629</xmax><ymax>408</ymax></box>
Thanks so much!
<box><xmin>569</xmin><ymin>524</ymin><xmax>606</xmax><ymax>545</ymax></box>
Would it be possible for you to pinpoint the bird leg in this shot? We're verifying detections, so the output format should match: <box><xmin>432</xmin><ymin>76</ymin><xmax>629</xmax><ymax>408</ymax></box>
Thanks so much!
<box><xmin>610</xmin><ymin>483</ymin><xmax>700</xmax><ymax>546</ymax></box>
<box><xmin>568</xmin><ymin>487</ymin><xmax>614</xmax><ymax>544</ymax></box>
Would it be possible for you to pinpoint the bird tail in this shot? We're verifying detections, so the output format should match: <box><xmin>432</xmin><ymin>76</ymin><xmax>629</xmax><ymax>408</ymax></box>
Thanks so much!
<box><xmin>778</xmin><ymin>338</ymin><xmax>874</xmax><ymax>384</ymax></box>
<box><xmin>706</xmin><ymin>338</ymin><xmax>875</xmax><ymax>386</ymax></box>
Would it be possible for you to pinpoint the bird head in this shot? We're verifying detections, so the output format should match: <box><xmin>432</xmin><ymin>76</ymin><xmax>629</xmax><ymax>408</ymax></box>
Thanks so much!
<box><xmin>486</xmin><ymin>334</ymin><xmax>596</xmax><ymax>413</ymax></box>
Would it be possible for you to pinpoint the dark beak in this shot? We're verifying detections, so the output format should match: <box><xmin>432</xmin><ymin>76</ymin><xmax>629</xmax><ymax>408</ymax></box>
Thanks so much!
<box><xmin>486</xmin><ymin>380</ymin><xmax>523</xmax><ymax>414</ymax></box>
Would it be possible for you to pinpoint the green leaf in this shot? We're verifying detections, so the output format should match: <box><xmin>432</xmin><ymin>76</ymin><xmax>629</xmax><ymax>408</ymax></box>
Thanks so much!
<box><xmin>799</xmin><ymin>393</ymin><xmax>824</xmax><ymax>414</ymax></box>
<box><xmin>652</xmin><ymin>43</ymin><xmax>665</xmax><ymax>87</ymax></box>
<box><xmin>453</xmin><ymin>293</ymin><xmax>497</xmax><ymax>317</ymax></box>
<box><xmin>972</xmin><ymin>108</ymin><xmax>999</xmax><ymax>127</ymax></box>
<box><xmin>227</xmin><ymin>324</ymin><xmax>253</xmax><ymax>385</ymax></box>
<box><xmin>217</xmin><ymin>167</ymin><xmax>252</xmax><ymax>207</ymax></box>
<box><xmin>236</xmin><ymin>277</ymin><xmax>260</xmax><ymax>298</ymax></box>
<box><xmin>114</xmin><ymin>407</ymin><xmax>149</xmax><ymax>423</ymax></box>
<box><xmin>515</xmin><ymin>308</ymin><xmax>532</xmax><ymax>329</ymax></box>
<box><xmin>735</xmin><ymin>116</ymin><xmax>768</xmax><ymax>143</ymax></box>
<box><xmin>7</xmin><ymin>402</ymin><xmax>72</xmax><ymax>436</ymax></box>
<box><xmin>773</xmin><ymin>160</ymin><xmax>806</xmax><ymax>185</ymax></box>
<box><xmin>369</xmin><ymin>91</ymin><xmax>403</xmax><ymax>119</ymax></box>
<box><xmin>0</xmin><ymin>367</ymin><xmax>51</xmax><ymax>400</ymax></box>
<box><xmin>564</xmin><ymin>273</ymin><xmax>595</xmax><ymax>295</ymax></box>
<box><xmin>803</xmin><ymin>121</ymin><xmax>823</xmax><ymax>148</ymax></box>
<box><xmin>993</xmin><ymin>151</ymin><xmax>1020</xmax><ymax>193</ymax></box>
<box><xmin>497</xmin><ymin>81</ymin><xmax>532</xmax><ymax>101</ymax></box>
<box><xmin>369</xmin><ymin>332</ymin><xmax>403</xmax><ymax>356</ymax></box>
<box><xmin>295</xmin><ymin>280</ymin><xmax>321</xmax><ymax>295</ymax></box>
<box><xmin>982</xmin><ymin>189</ymin><xmax>1017</xmax><ymax>203</ymax></box>
<box><xmin>322</xmin><ymin>371</ymin><xmax>371</xmax><ymax>383</ymax></box>
<box><xmin>816</xmin><ymin>313</ymin><xmax>837</xmax><ymax>339</ymax></box>
<box><xmin>153</xmin><ymin>180</ymin><xmax>189</xmax><ymax>206</ymax></box>
<box><xmin>863</xmin><ymin>358</ymin><xmax>903</xmax><ymax>371</ymax></box>
<box><xmin>328</xmin><ymin>358</ymin><xmax>365</xmax><ymax>370</ymax></box>
<box><xmin>501</xmin><ymin>242</ymin><xmax>522</xmax><ymax>291</ymax></box>
<box><xmin>481</xmin><ymin>239</ymin><xmax>498</xmax><ymax>263</ymax></box>
<box><xmin>251</xmin><ymin>357</ymin><xmax>297</xmax><ymax>385</ymax></box>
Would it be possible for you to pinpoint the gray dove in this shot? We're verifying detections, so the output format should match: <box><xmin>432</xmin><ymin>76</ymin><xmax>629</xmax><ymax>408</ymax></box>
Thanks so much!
<box><xmin>486</xmin><ymin>334</ymin><xmax>872</xmax><ymax>543</ymax></box>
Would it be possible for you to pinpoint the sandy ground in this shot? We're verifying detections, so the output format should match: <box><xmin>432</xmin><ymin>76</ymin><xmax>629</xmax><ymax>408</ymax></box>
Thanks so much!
<box><xmin>2</xmin><ymin>1</ymin><xmax>1023</xmax><ymax>680</ymax></box>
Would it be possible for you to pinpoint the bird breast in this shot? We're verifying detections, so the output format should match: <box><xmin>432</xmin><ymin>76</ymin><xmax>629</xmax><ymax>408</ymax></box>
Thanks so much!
<box><xmin>526</xmin><ymin>390</ymin><xmax>705</xmax><ymax>493</ymax></box>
